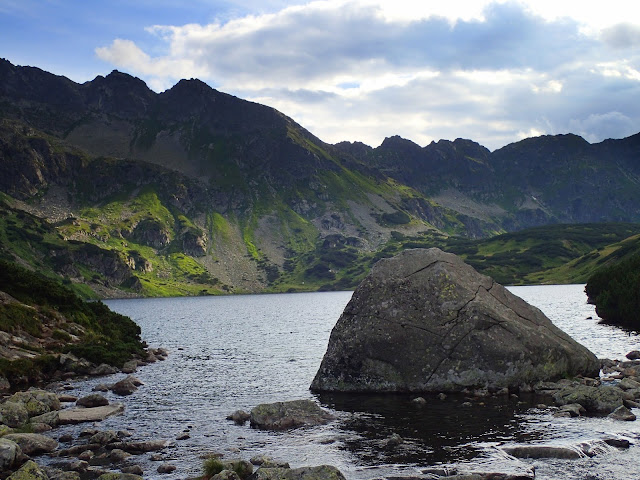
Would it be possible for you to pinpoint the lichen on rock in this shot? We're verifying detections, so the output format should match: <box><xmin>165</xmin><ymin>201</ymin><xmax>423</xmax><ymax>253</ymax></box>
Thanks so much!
<box><xmin>311</xmin><ymin>248</ymin><xmax>600</xmax><ymax>393</ymax></box>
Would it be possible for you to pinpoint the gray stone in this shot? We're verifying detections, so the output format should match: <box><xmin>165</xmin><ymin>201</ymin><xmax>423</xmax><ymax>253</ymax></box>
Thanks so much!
<box><xmin>558</xmin><ymin>403</ymin><xmax>586</xmax><ymax>417</ymax></box>
<box><xmin>0</xmin><ymin>401</ymin><xmax>29</xmax><ymax>428</ymax></box>
<box><xmin>250</xmin><ymin>465</ymin><xmax>346</xmax><ymax>480</ymax></box>
<box><xmin>609</xmin><ymin>405</ymin><xmax>637</xmax><ymax>421</ymax></box>
<box><xmin>311</xmin><ymin>249</ymin><xmax>600</xmax><ymax>393</ymax></box>
<box><xmin>107</xmin><ymin>440</ymin><xmax>167</xmax><ymax>453</ymax></box>
<box><xmin>109</xmin><ymin>448</ymin><xmax>132</xmax><ymax>461</ymax></box>
<box><xmin>619</xmin><ymin>378</ymin><xmax>640</xmax><ymax>390</ymax></box>
<box><xmin>96</xmin><ymin>474</ymin><xmax>143</xmax><ymax>480</ymax></box>
<box><xmin>626</xmin><ymin>350</ymin><xmax>640</xmax><ymax>360</ymax></box>
<box><xmin>90</xmin><ymin>364</ymin><xmax>119</xmax><ymax>376</ymax></box>
<box><xmin>90</xmin><ymin>430</ymin><xmax>119</xmax><ymax>445</ymax></box>
<box><xmin>76</xmin><ymin>394</ymin><xmax>109</xmax><ymax>408</ymax></box>
<box><xmin>6</xmin><ymin>390</ymin><xmax>61</xmax><ymax>417</ymax></box>
<box><xmin>554</xmin><ymin>385</ymin><xmax>624</xmax><ymax>414</ymax></box>
<box><xmin>0</xmin><ymin>438</ymin><xmax>22</xmax><ymax>470</ymax></box>
<box><xmin>111</xmin><ymin>376</ymin><xmax>142</xmax><ymax>396</ymax></box>
<box><xmin>120</xmin><ymin>360</ymin><xmax>138</xmax><ymax>374</ymax></box>
<box><xmin>227</xmin><ymin>410</ymin><xmax>251</xmax><ymax>425</ymax></box>
<box><xmin>212</xmin><ymin>470</ymin><xmax>241</xmax><ymax>480</ymax></box>
<box><xmin>121</xmin><ymin>465</ymin><xmax>144</xmax><ymax>475</ymax></box>
<box><xmin>7</xmin><ymin>460</ymin><xmax>48</xmax><ymax>480</ymax></box>
<box><xmin>58</xmin><ymin>404</ymin><xmax>124</xmax><ymax>424</ymax></box>
<box><xmin>4</xmin><ymin>433</ymin><xmax>58</xmax><ymax>455</ymax></box>
<box><xmin>502</xmin><ymin>444</ymin><xmax>583</xmax><ymax>459</ymax></box>
<box><xmin>157</xmin><ymin>463</ymin><xmax>176</xmax><ymax>474</ymax></box>
<box><xmin>44</xmin><ymin>468</ymin><xmax>81</xmax><ymax>480</ymax></box>
<box><xmin>250</xmin><ymin>400</ymin><xmax>335</xmax><ymax>430</ymax></box>
<box><xmin>30</xmin><ymin>411</ymin><xmax>60</xmax><ymax>427</ymax></box>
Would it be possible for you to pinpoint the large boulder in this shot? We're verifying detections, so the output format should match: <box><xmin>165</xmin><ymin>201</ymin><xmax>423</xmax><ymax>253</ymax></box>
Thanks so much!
<box><xmin>311</xmin><ymin>248</ymin><xmax>600</xmax><ymax>393</ymax></box>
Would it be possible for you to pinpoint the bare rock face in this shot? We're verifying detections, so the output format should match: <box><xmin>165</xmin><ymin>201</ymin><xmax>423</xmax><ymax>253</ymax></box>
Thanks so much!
<box><xmin>311</xmin><ymin>248</ymin><xmax>600</xmax><ymax>393</ymax></box>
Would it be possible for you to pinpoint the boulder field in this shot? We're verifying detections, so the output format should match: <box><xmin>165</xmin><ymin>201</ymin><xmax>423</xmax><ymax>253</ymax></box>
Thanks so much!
<box><xmin>311</xmin><ymin>248</ymin><xmax>600</xmax><ymax>393</ymax></box>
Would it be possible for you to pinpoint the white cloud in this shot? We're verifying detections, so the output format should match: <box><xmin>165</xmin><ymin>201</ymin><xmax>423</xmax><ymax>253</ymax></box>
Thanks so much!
<box><xmin>94</xmin><ymin>0</ymin><xmax>640</xmax><ymax>150</ymax></box>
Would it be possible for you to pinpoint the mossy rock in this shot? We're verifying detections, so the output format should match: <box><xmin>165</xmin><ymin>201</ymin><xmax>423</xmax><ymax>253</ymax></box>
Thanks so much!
<box><xmin>0</xmin><ymin>402</ymin><xmax>29</xmax><ymax>429</ymax></box>
<box><xmin>7</xmin><ymin>460</ymin><xmax>48</xmax><ymax>480</ymax></box>
<box><xmin>96</xmin><ymin>474</ymin><xmax>144</xmax><ymax>480</ymax></box>
<box><xmin>251</xmin><ymin>466</ymin><xmax>346</xmax><ymax>480</ymax></box>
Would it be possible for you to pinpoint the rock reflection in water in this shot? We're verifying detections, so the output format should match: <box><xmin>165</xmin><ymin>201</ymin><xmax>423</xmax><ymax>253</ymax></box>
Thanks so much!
<box><xmin>317</xmin><ymin>392</ymin><xmax>545</xmax><ymax>466</ymax></box>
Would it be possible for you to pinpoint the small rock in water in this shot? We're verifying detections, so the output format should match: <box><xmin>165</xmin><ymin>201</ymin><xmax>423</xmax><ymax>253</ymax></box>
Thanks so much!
<box><xmin>384</xmin><ymin>433</ymin><xmax>403</xmax><ymax>448</ymax></box>
<box><xmin>411</xmin><ymin>397</ymin><xmax>427</xmax><ymax>406</ymax></box>
<box><xmin>57</xmin><ymin>394</ymin><xmax>78</xmax><ymax>403</ymax></box>
<box><xmin>78</xmin><ymin>450</ymin><xmax>94</xmax><ymax>461</ymax></box>
<box><xmin>438</xmin><ymin>393</ymin><xmax>447</xmax><ymax>401</ymax></box>
<box><xmin>604</xmin><ymin>437</ymin><xmax>632</xmax><ymax>449</ymax></box>
<box><xmin>150</xmin><ymin>453</ymin><xmax>164</xmax><ymax>461</ymax></box>
<box><xmin>76</xmin><ymin>393</ymin><xmax>109</xmax><ymax>408</ymax></box>
<box><xmin>122</xmin><ymin>465</ymin><xmax>144</xmax><ymax>475</ymax></box>
<box><xmin>157</xmin><ymin>463</ymin><xmax>177</xmax><ymax>474</ymax></box>
<box><xmin>227</xmin><ymin>410</ymin><xmax>251</xmax><ymax>425</ymax></box>
<box><xmin>59</xmin><ymin>434</ymin><xmax>74</xmax><ymax>443</ymax></box>
<box><xmin>176</xmin><ymin>433</ymin><xmax>190</xmax><ymax>440</ymax></box>
<box><xmin>109</xmin><ymin>449</ymin><xmax>132</xmax><ymax>462</ymax></box>
<box><xmin>626</xmin><ymin>350</ymin><xmax>640</xmax><ymax>360</ymax></box>
<box><xmin>609</xmin><ymin>405</ymin><xmax>636</xmax><ymax>421</ymax></box>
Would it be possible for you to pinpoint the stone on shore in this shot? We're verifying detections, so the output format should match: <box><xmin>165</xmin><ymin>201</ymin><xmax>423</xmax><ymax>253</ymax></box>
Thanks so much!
<box><xmin>76</xmin><ymin>394</ymin><xmax>109</xmax><ymax>408</ymax></box>
<box><xmin>250</xmin><ymin>465</ymin><xmax>346</xmax><ymax>480</ymax></box>
<box><xmin>553</xmin><ymin>385</ymin><xmax>624</xmax><ymax>414</ymax></box>
<box><xmin>609</xmin><ymin>405</ymin><xmax>636</xmax><ymax>421</ymax></box>
<box><xmin>106</xmin><ymin>440</ymin><xmax>167</xmax><ymax>453</ymax></box>
<box><xmin>111</xmin><ymin>376</ymin><xmax>143</xmax><ymax>396</ymax></box>
<box><xmin>311</xmin><ymin>248</ymin><xmax>600</xmax><ymax>393</ymax></box>
<box><xmin>96</xmin><ymin>474</ymin><xmax>143</xmax><ymax>480</ymax></box>
<box><xmin>6</xmin><ymin>390</ymin><xmax>61</xmax><ymax>416</ymax></box>
<box><xmin>58</xmin><ymin>404</ymin><xmax>125</xmax><ymax>424</ymax></box>
<box><xmin>7</xmin><ymin>460</ymin><xmax>48</xmax><ymax>480</ymax></box>
<box><xmin>250</xmin><ymin>400</ymin><xmax>334</xmax><ymax>430</ymax></box>
<box><xmin>4</xmin><ymin>433</ymin><xmax>58</xmax><ymax>455</ymax></box>
<box><xmin>0</xmin><ymin>438</ymin><xmax>23</xmax><ymax>470</ymax></box>
<box><xmin>0</xmin><ymin>402</ymin><xmax>29</xmax><ymax>428</ymax></box>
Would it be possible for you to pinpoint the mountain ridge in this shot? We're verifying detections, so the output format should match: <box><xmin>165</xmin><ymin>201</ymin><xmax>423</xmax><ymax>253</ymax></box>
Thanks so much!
<box><xmin>1</xmin><ymin>58</ymin><xmax>639</xmax><ymax>297</ymax></box>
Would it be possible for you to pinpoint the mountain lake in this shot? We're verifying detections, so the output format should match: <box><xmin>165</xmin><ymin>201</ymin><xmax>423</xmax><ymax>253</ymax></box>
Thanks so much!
<box><xmin>40</xmin><ymin>285</ymin><xmax>640</xmax><ymax>479</ymax></box>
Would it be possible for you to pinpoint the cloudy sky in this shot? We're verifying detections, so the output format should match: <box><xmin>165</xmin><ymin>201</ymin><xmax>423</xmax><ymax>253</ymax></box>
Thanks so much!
<box><xmin>2</xmin><ymin>0</ymin><xmax>639</xmax><ymax>150</ymax></box>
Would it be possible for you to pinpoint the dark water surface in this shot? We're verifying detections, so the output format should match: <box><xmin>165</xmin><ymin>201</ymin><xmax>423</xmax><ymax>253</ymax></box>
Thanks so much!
<box><xmin>53</xmin><ymin>286</ymin><xmax>640</xmax><ymax>479</ymax></box>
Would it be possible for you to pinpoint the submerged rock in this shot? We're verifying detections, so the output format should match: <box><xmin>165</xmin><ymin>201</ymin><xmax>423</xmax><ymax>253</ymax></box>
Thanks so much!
<box><xmin>502</xmin><ymin>444</ymin><xmax>583</xmax><ymax>459</ymax></box>
<box><xmin>250</xmin><ymin>465</ymin><xmax>346</xmax><ymax>480</ymax></box>
<box><xmin>311</xmin><ymin>248</ymin><xmax>600</xmax><ymax>393</ymax></box>
<box><xmin>250</xmin><ymin>400</ymin><xmax>334</xmax><ymax>430</ymax></box>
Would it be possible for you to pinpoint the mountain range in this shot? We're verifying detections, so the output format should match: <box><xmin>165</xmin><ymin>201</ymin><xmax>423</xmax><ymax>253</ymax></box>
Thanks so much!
<box><xmin>1</xmin><ymin>58</ymin><xmax>639</xmax><ymax>297</ymax></box>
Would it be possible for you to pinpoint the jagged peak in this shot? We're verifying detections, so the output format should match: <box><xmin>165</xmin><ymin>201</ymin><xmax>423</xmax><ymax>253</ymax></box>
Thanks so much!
<box><xmin>379</xmin><ymin>135</ymin><xmax>421</xmax><ymax>150</ymax></box>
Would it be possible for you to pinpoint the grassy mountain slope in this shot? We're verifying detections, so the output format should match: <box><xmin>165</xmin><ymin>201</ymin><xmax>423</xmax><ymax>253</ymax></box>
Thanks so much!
<box><xmin>2</xmin><ymin>59</ymin><xmax>640</xmax><ymax>297</ymax></box>
<box><xmin>0</xmin><ymin>258</ymin><xmax>145</xmax><ymax>386</ymax></box>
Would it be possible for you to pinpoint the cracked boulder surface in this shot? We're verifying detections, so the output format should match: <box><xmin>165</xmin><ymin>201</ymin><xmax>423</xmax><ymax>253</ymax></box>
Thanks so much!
<box><xmin>310</xmin><ymin>248</ymin><xmax>600</xmax><ymax>393</ymax></box>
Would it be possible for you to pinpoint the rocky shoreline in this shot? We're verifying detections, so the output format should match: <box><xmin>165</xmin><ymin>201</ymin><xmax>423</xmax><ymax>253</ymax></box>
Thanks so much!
<box><xmin>2</xmin><ymin>348</ymin><xmax>640</xmax><ymax>480</ymax></box>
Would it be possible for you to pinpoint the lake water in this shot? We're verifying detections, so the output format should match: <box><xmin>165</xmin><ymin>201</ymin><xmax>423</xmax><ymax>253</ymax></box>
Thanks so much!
<box><xmin>53</xmin><ymin>285</ymin><xmax>640</xmax><ymax>479</ymax></box>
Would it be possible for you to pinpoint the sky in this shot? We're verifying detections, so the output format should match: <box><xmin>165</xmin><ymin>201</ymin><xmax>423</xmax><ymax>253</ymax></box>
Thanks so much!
<box><xmin>1</xmin><ymin>0</ymin><xmax>640</xmax><ymax>151</ymax></box>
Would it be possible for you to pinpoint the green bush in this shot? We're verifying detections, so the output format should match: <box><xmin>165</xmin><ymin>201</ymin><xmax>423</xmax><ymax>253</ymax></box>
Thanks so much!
<box><xmin>203</xmin><ymin>457</ymin><xmax>224</xmax><ymax>478</ymax></box>
<box><xmin>585</xmin><ymin>254</ymin><xmax>640</xmax><ymax>329</ymax></box>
